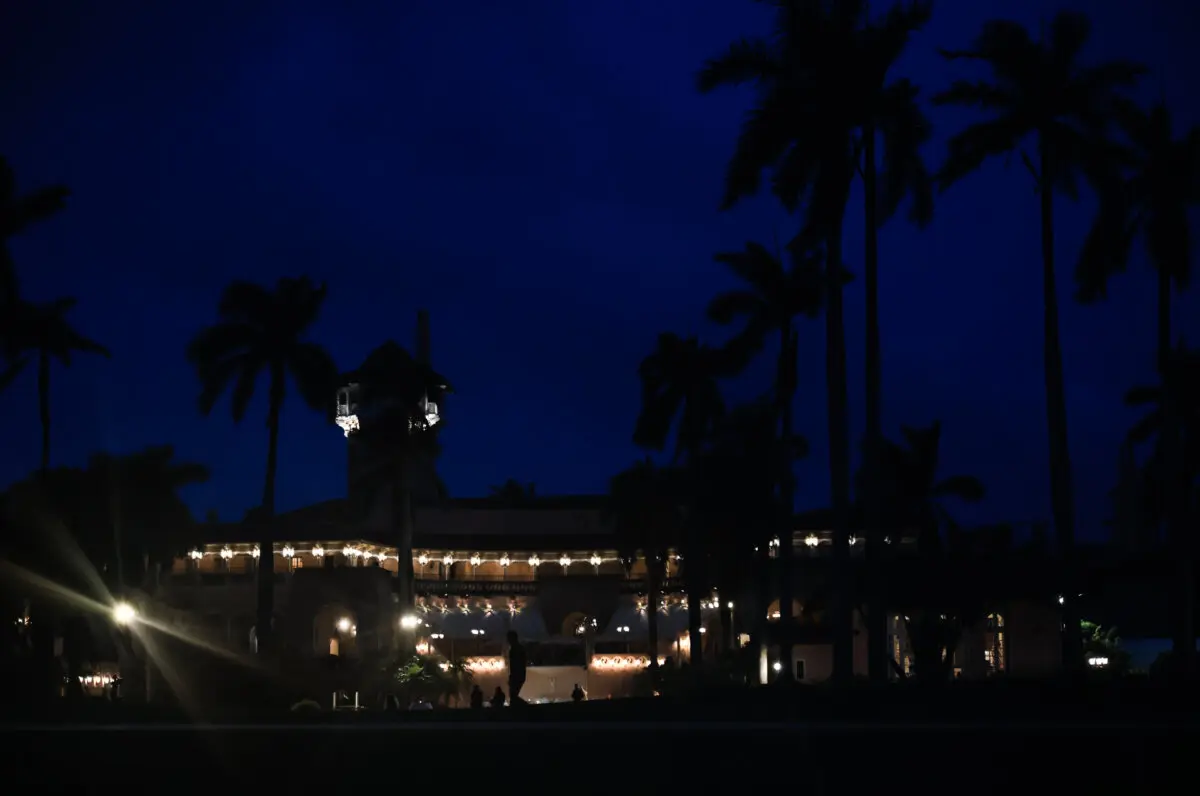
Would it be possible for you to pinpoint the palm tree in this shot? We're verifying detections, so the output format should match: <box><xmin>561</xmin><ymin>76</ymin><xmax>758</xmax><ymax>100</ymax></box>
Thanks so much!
<box><xmin>635</xmin><ymin>332</ymin><xmax>731</xmax><ymax>459</ymax></box>
<box><xmin>933</xmin><ymin>11</ymin><xmax>1144</xmax><ymax>672</ymax></box>
<box><xmin>634</xmin><ymin>332</ymin><xmax>733</xmax><ymax>666</ymax></box>
<box><xmin>706</xmin><ymin>240</ymin><xmax>824</xmax><ymax>677</ymax></box>
<box><xmin>1076</xmin><ymin>100</ymin><xmax>1200</xmax><ymax>368</ymax></box>
<box><xmin>875</xmin><ymin>421</ymin><xmax>985</xmax><ymax>682</ymax></box>
<box><xmin>1125</xmin><ymin>345</ymin><xmax>1200</xmax><ymax>674</ymax></box>
<box><xmin>88</xmin><ymin>444</ymin><xmax>211</xmax><ymax>589</ymax></box>
<box><xmin>1075</xmin><ymin>101</ymin><xmax>1200</xmax><ymax>678</ymax></box>
<box><xmin>608</xmin><ymin>458</ymin><xmax>685</xmax><ymax>686</ymax></box>
<box><xmin>698</xmin><ymin>0</ymin><xmax>934</xmax><ymax>684</ymax></box>
<box><xmin>185</xmin><ymin>276</ymin><xmax>338</xmax><ymax>654</ymax></box>
<box><xmin>694</xmin><ymin>399</ymin><xmax>806</xmax><ymax>672</ymax></box>
<box><xmin>0</xmin><ymin>158</ymin><xmax>69</xmax><ymax>391</ymax></box>
<box><xmin>3</xmin><ymin>298</ymin><xmax>109</xmax><ymax>475</ymax></box>
<box><xmin>0</xmin><ymin>157</ymin><xmax>69</xmax><ymax>307</ymax></box>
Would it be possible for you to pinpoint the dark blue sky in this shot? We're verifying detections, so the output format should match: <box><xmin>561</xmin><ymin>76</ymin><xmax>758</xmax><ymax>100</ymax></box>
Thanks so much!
<box><xmin>1</xmin><ymin>0</ymin><xmax>1197</xmax><ymax>538</ymax></box>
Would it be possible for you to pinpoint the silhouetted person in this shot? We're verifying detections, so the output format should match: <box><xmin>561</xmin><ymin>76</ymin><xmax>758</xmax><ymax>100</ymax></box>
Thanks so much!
<box><xmin>469</xmin><ymin>684</ymin><xmax>484</xmax><ymax>710</ymax></box>
<box><xmin>490</xmin><ymin>686</ymin><xmax>506</xmax><ymax>709</ymax></box>
<box><xmin>506</xmin><ymin>630</ymin><xmax>527</xmax><ymax>704</ymax></box>
<box><xmin>571</xmin><ymin>683</ymin><xmax>584</xmax><ymax>703</ymax></box>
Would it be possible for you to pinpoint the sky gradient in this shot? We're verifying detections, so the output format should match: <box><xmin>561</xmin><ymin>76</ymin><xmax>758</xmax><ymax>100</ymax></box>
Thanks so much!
<box><xmin>2</xmin><ymin>0</ymin><xmax>1198</xmax><ymax>539</ymax></box>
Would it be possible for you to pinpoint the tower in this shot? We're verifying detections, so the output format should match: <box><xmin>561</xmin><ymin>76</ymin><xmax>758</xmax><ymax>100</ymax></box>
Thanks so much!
<box><xmin>336</xmin><ymin>310</ymin><xmax>446</xmax><ymax>525</ymax></box>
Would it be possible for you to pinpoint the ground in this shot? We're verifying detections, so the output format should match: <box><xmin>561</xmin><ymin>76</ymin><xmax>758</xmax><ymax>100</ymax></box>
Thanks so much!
<box><xmin>2</xmin><ymin>720</ymin><xmax>1191</xmax><ymax>790</ymax></box>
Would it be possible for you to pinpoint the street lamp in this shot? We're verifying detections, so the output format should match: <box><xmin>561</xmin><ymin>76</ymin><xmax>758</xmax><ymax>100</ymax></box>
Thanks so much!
<box><xmin>112</xmin><ymin>602</ymin><xmax>137</xmax><ymax>626</ymax></box>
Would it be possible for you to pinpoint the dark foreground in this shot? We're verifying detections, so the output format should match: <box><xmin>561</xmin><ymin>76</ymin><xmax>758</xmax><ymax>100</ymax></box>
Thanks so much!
<box><xmin>1</xmin><ymin>719</ymin><xmax>1193</xmax><ymax>792</ymax></box>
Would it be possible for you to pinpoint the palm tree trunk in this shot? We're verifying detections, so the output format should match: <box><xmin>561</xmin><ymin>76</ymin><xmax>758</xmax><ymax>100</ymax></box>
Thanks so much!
<box><xmin>647</xmin><ymin>557</ymin><xmax>661</xmax><ymax>686</ymax></box>
<box><xmin>826</xmin><ymin>203</ymin><xmax>854</xmax><ymax>685</ymax></box>
<box><xmin>37</xmin><ymin>350</ymin><xmax>50</xmax><ymax>477</ymax></box>
<box><xmin>1157</xmin><ymin>268</ymin><xmax>1194</xmax><ymax>678</ymax></box>
<box><xmin>256</xmin><ymin>374</ymin><xmax>283</xmax><ymax>656</ymax></box>
<box><xmin>863</xmin><ymin>123</ymin><xmax>888</xmax><ymax>684</ymax></box>
<box><xmin>1038</xmin><ymin>135</ymin><xmax>1081</xmax><ymax>674</ymax></box>
<box><xmin>776</xmin><ymin>323</ymin><xmax>796</xmax><ymax>680</ymax></box>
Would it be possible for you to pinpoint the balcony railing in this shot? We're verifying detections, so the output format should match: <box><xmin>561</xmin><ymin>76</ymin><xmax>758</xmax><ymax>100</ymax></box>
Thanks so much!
<box><xmin>414</xmin><ymin>579</ymin><xmax>538</xmax><ymax>596</ymax></box>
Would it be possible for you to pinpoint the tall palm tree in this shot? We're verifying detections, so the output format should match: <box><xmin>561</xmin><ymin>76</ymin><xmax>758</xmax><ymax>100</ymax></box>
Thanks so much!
<box><xmin>1125</xmin><ymin>344</ymin><xmax>1200</xmax><ymax>674</ymax></box>
<box><xmin>698</xmin><ymin>0</ymin><xmax>934</xmax><ymax>684</ymax></box>
<box><xmin>1077</xmin><ymin>100</ymin><xmax>1200</xmax><ymax>678</ymax></box>
<box><xmin>694</xmin><ymin>399</ymin><xmax>806</xmax><ymax>671</ymax></box>
<box><xmin>933</xmin><ymin>11</ymin><xmax>1144</xmax><ymax>672</ymax></box>
<box><xmin>875</xmin><ymin>421</ymin><xmax>985</xmax><ymax>682</ymax></box>
<box><xmin>634</xmin><ymin>332</ymin><xmax>733</xmax><ymax>666</ymax></box>
<box><xmin>3</xmin><ymin>297</ymin><xmax>109</xmax><ymax>475</ymax></box>
<box><xmin>706</xmin><ymin>239</ymin><xmax>824</xmax><ymax>677</ymax></box>
<box><xmin>186</xmin><ymin>276</ymin><xmax>339</xmax><ymax>654</ymax></box>
<box><xmin>608</xmin><ymin>458</ymin><xmax>685</xmax><ymax>686</ymax></box>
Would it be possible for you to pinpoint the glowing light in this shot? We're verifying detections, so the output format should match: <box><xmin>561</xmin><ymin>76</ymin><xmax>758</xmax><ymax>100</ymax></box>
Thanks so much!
<box><xmin>589</xmin><ymin>554</ymin><xmax>602</xmax><ymax>567</ymax></box>
<box><xmin>343</xmin><ymin>547</ymin><xmax>362</xmax><ymax>558</ymax></box>
<box><xmin>400</xmin><ymin>615</ymin><xmax>420</xmax><ymax>630</ymax></box>
<box><xmin>469</xmin><ymin>555</ymin><xmax>482</xmax><ymax>567</ymax></box>
<box><xmin>589</xmin><ymin>655</ymin><xmax>666</xmax><ymax>672</ymax></box>
<box><xmin>251</xmin><ymin>546</ymin><xmax>261</xmax><ymax>558</ymax></box>
<box><xmin>417</xmin><ymin>554</ymin><xmax>429</xmax><ymax>566</ymax></box>
<box><xmin>1088</xmin><ymin>656</ymin><xmax>1109</xmax><ymax>668</ymax></box>
<box><xmin>312</xmin><ymin>545</ymin><xmax>325</xmax><ymax>557</ymax></box>
<box><xmin>773</xmin><ymin>661</ymin><xmax>783</xmax><ymax>672</ymax></box>
<box><xmin>336</xmin><ymin>617</ymin><xmax>351</xmax><ymax>633</ymax></box>
<box><xmin>442</xmin><ymin>554</ymin><xmax>454</xmax><ymax>566</ymax></box>
<box><xmin>112</xmin><ymin>602</ymin><xmax>137</xmax><ymax>626</ymax></box>
<box><xmin>804</xmin><ymin>534</ymin><xmax>819</xmax><ymax>548</ymax></box>
<box><xmin>499</xmin><ymin>555</ymin><xmax>511</xmax><ymax>567</ymax></box>
<box><xmin>462</xmin><ymin>656</ymin><xmax>505</xmax><ymax>673</ymax></box>
<box><xmin>188</xmin><ymin>549</ymin><xmax>203</xmax><ymax>560</ymax></box>
<box><xmin>558</xmin><ymin>555</ymin><xmax>572</xmax><ymax>568</ymax></box>
<box><xmin>336</xmin><ymin>414</ymin><xmax>360</xmax><ymax>437</ymax></box>
<box><xmin>528</xmin><ymin>555</ymin><xmax>541</xmax><ymax>568</ymax></box>
<box><xmin>727</xmin><ymin>601</ymin><xmax>734</xmax><ymax>609</ymax></box>
<box><xmin>424</xmin><ymin>401</ymin><xmax>440</xmax><ymax>428</ymax></box>
<box><xmin>281</xmin><ymin>545</ymin><xmax>295</xmax><ymax>558</ymax></box>
<box><xmin>219</xmin><ymin>547</ymin><xmax>233</xmax><ymax>560</ymax></box>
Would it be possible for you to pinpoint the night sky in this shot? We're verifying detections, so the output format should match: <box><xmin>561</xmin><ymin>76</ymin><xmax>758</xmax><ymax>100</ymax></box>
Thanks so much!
<box><xmin>2</xmin><ymin>1</ymin><xmax>1197</xmax><ymax>539</ymax></box>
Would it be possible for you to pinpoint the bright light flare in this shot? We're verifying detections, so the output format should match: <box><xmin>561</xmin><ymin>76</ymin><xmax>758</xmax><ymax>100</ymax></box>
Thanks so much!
<box><xmin>112</xmin><ymin>602</ymin><xmax>137</xmax><ymax>625</ymax></box>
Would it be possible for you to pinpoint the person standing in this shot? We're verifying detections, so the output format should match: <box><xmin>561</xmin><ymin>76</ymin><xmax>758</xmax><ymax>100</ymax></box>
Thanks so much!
<box><xmin>506</xmin><ymin>630</ymin><xmax>527</xmax><ymax>704</ymax></box>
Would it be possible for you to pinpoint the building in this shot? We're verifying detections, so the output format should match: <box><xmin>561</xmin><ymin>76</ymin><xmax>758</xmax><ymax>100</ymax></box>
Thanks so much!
<box><xmin>144</xmin><ymin>312</ymin><xmax>1063</xmax><ymax>703</ymax></box>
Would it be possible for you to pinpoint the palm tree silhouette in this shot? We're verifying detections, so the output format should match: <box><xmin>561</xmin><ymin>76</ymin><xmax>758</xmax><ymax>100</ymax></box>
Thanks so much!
<box><xmin>1124</xmin><ymin>344</ymin><xmax>1200</xmax><ymax>674</ymax></box>
<box><xmin>608</xmin><ymin>458</ymin><xmax>684</xmax><ymax>686</ymax></box>
<box><xmin>695</xmin><ymin>399</ymin><xmax>806</xmax><ymax>669</ymax></box>
<box><xmin>186</xmin><ymin>276</ymin><xmax>338</xmax><ymax>654</ymax></box>
<box><xmin>634</xmin><ymin>332</ymin><xmax>730</xmax><ymax>458</ymax></box>
<box><xmin>933</xmin><ymin>11</ymin><xmax>1144</xmax><ymax>672</ymax></box>
<box><xmin>706</xmin><ymin>239</ymin><xmax>823</xmax><ymax>677</ymax></box>
<box><xmin>634</xmin><ymin>332</ymin><xmax>734</xmax><ymax>665</ymax></box>
<box><xmin>4</xmin><ymin>297</ymin><xmax>109</xmax><ymax>475</ymax></box>
<box><xmin>1076</xmin><ymin>100</ymin><xmax>1200</xmax><ymax>369</ymax></box>
<box><xmin>875</xmin><ymin>421</ymin><xmax>985</xmax><ymax>682</ymax></box>
<box><xmin>698</xmin><ymin>0</ymin><xmax>934</xmax><ymax>684</ymax></box>
<box><xmin>0</xmin><ymin>157</ymin><xmax>71</xmax><ymax>396</ymax></box>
